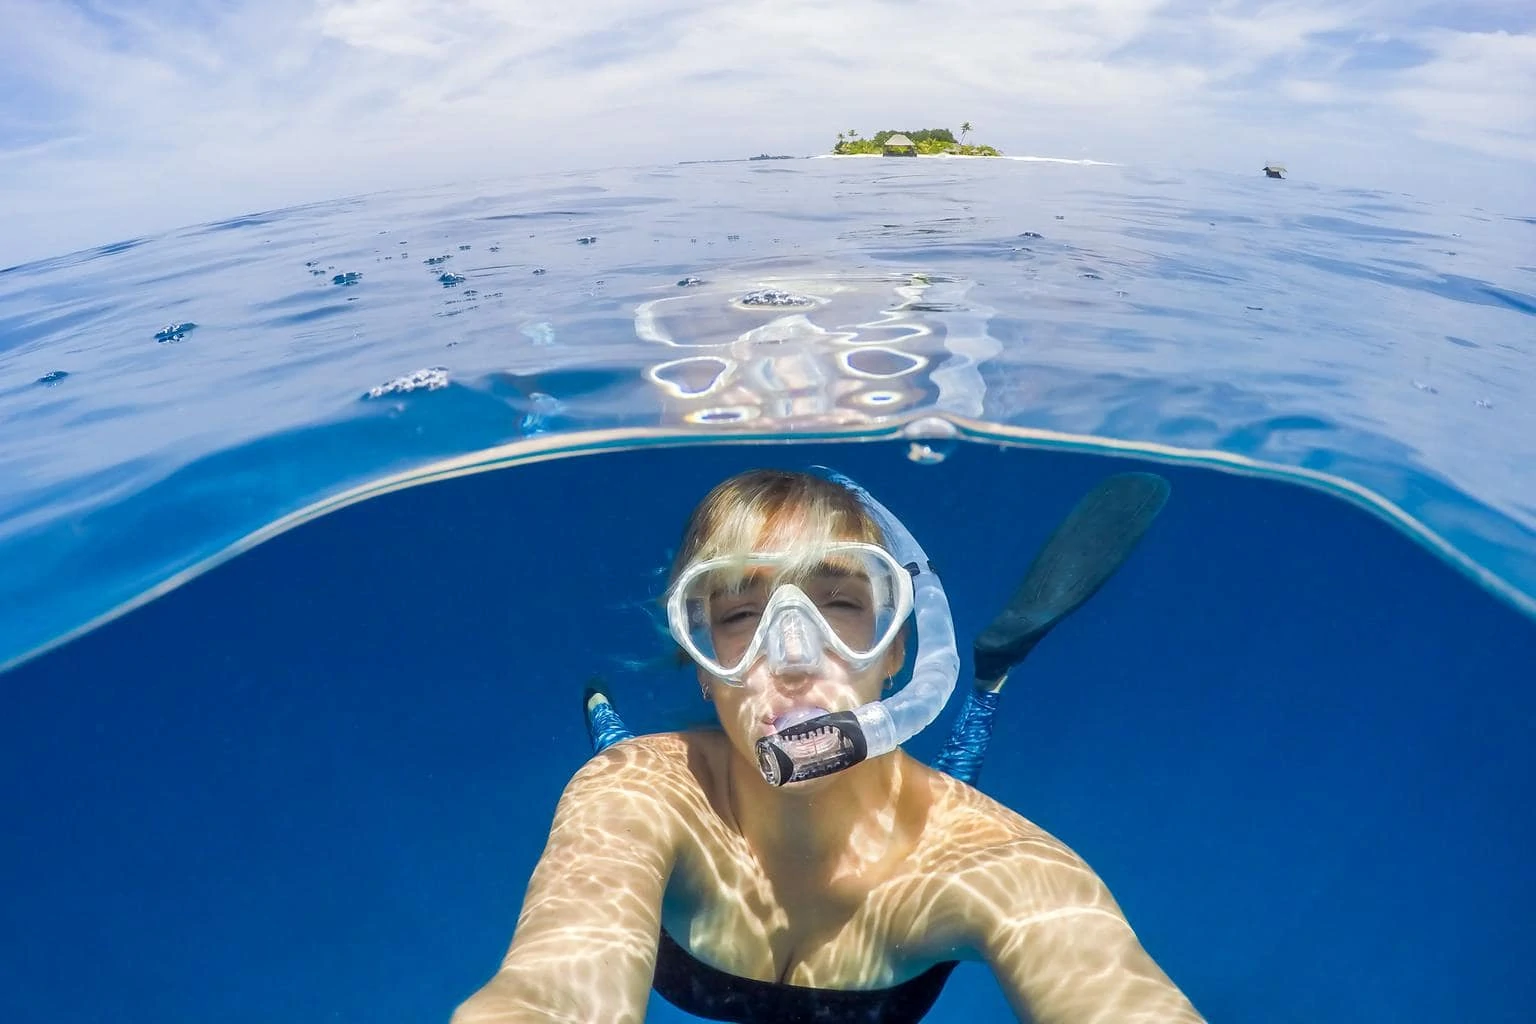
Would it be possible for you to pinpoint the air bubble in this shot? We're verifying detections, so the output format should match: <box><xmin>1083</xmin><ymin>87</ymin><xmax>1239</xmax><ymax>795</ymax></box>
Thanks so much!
<box><xmin>901</xmin><ymin>416</ymin><xmax>958</xmax><ymax>441</ymax></box>
<box><xmin>521</xmin><ymin>322</ymin><xmax>556</xmax><ymax>347</ymax></box>
<box><xmin>521</xmin><ymin>392</ymin><xmax>565</xmax><ymax>435</ymax></box>
<box><xmin>907</xmin><ymin>441</ymin><xmax>955</xmax><ymax>465</ymax></box>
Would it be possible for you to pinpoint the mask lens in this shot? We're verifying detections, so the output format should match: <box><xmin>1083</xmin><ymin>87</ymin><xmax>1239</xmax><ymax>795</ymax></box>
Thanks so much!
<box><xmin>677</xmin><ymin>545</ymin><xmax>906</xmax><ymax>674</ymax></box>
<box><xmin>687</xmin><ymin>567</ymin><xmax>772</xmax><ymax>668</ymax></box>
<box><xmin>800</xmin><ymin>555</ymin><xmax>882</xmax><ymax>650</ymax></box>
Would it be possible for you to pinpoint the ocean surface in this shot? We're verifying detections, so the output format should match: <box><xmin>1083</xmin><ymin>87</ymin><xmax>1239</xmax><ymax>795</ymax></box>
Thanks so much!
<box><xmin>2</xmin><ymin>156</ymin><xmax>1534</xmax><ymax>1022</ymax></box>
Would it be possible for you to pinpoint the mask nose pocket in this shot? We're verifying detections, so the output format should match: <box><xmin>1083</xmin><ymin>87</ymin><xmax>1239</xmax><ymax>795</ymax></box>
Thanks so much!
<box><xmin>765</xmin><ymin>604</ymin><xmax>826</xmax><ymax>674</ymax></box>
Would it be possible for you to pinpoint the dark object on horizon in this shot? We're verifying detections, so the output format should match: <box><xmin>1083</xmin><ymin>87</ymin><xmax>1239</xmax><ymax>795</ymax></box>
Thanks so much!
<box><xmin>882</xmin><ymin>134</ymin><xmax>918</xmax><ymax>156</ymax></box>
<box><xmin>1263</xmin><ymin>164</ymin><xmax>1286</xmax><ymax>179</ymax></box>
<box><xmin>749</xmin><ymin>154</ymin><xmax>795</xmax><ymax>161</ymax></box>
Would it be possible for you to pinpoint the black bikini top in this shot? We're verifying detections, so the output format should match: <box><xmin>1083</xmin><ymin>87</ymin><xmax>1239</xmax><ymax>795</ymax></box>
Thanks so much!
<box><xmin>652</xmin><ymin>927</ymin><xmax>959</xmax><ymax>1023</ymax></box>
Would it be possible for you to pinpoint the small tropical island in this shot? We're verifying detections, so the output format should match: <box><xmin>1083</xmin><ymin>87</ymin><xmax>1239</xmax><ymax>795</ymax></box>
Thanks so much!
<box><xmin>832</xmin><ymin>124</ymin><xmax>1001</xmax><ymax>156</ymax></box>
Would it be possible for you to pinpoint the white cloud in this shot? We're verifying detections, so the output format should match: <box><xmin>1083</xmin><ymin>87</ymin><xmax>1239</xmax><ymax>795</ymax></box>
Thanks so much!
<box><xmin>1388</xmin><ymin>30</ymin><xmax>1536</xmax><ymax>161</ymax></box>
<box><xmin>1207</xmin><ymin>6</ymin><xmax>1348</xmax><ymax>59</ymax></box>
<box><xmin>1278</xmin><ymin>79</ymin><xmax>1338</xmax><ymax>104</ymax></box>
<box><xmin>0</xmin><ymin>0</ymin><xmax>1530</xmax><ymax>266</ymax></box>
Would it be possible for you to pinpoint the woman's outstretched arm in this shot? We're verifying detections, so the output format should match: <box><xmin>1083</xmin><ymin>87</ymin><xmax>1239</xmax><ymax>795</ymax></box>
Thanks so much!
<box><xmin>452</xmin><ymin>737</ymin><xmax>682</xmax><ymax>1024</ymax></box>
<box><xmin>968</xmin><ymin>837</ymin><xmax>1205</xmax><ymax>1024</ymax></box>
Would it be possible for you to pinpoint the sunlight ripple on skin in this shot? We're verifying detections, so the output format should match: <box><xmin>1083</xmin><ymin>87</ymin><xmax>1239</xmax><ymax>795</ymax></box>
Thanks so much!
<box><xmin>453</xmin><ymin>728</ymin><xmax>1204</xmax><ymax>1022</ymax></box>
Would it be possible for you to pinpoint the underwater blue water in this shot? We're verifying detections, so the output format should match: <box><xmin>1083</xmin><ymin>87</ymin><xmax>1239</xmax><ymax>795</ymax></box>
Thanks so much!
<box><xmin>2</xmin><ymin>159</ymin><xmax>1534</xmax><ymax>1022</ymax></box>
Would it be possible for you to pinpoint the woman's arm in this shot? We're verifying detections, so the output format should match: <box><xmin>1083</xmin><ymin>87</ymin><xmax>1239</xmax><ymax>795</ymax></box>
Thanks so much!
<box><xmin>971</xmin><ymin>838</ymin><xmax>1205</xmax><ymax>1024</ymax></box>
<box><xmin>451</xmin><ymin>737</ymin><xmax>683</xmax><ymax>1024</ymax></box>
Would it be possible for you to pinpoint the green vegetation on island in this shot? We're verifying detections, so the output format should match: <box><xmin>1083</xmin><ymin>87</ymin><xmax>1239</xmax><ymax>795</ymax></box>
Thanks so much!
<box><xmin>832</xmin><ymin>124</ymin><xmax>1001</xmax><ymax>156</ymax></box>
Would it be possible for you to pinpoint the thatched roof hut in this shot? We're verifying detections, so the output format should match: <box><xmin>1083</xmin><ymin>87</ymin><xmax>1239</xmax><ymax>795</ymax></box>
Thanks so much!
<box><xmin>1263</xmin><ymin>164</ymin><xmax>1286</xmax><ymax>179</ymax></box>
<box><xmin>883</xmin><ymin>134</ymin><xmax>917</xmax><ymax>156</ymax></box>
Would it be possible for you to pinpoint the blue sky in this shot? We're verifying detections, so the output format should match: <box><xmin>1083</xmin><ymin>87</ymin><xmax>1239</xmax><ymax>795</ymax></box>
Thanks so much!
<box><xmin>2</xmin><ymin>0</ymin><xmax>1533</xmax><ymax>266</ymax></box>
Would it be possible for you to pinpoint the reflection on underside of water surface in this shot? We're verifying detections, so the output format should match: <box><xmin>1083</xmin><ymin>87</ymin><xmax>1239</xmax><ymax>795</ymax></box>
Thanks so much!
<box><xmin>635</xmin><ymin>273</ymin><xmax>998</xmax><ymax>428</ymax></box>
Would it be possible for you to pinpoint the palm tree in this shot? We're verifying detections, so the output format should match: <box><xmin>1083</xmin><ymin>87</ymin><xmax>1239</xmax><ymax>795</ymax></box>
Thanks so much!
<box><xmin>848</xmin><ymin>129</ymin><xmax>859</xmax><ymax>139</ymax></box>
<box><xmin>836</xmin><ymin>131</ymin><xmax>845</xmax><ymax>152</ymax></box>
<box><xmin>960</xmin><ymin>121</ymin><xmax>973</xmax><ymax>146</ymax></box>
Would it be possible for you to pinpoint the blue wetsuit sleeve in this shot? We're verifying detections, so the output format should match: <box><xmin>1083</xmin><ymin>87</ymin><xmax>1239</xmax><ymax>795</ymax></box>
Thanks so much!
<box><xmin>931</xmin><ymin>686</ymin><xmax>1000</xmax><ymax>787</ymax></box>
<box><xmin>586</xmin><ymin>692</ymin><xmax>636</xmax><ymax>754</ymax></box>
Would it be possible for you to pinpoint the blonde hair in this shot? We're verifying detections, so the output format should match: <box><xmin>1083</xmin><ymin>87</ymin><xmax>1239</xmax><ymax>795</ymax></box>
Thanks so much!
<box><xmin>668</xmin><ymin>469</ymin><xmax>888</xmax><ymax>588</ymax></box>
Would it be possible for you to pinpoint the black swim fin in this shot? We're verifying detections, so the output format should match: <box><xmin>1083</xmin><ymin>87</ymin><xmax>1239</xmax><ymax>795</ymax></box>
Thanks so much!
<box><xmin>971</xmin><ymin>472</ymin><xmax>1170</xmax><ymax>687</ymax></box>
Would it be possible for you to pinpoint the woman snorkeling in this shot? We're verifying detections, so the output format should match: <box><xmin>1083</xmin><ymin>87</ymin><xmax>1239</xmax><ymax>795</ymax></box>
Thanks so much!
<box><xmin>454</xmin><ymin>468</ymin><xmax>1203</xmax><ymax>1023</ymax></box>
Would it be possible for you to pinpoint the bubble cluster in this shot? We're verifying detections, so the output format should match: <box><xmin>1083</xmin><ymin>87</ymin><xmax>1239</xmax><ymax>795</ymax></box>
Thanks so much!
<box><xmin>154</xmin><ymin>322</ymin><xmax>197</xmax><ymax>343</ymax></box>
<box><xmin>363</xmin><ymin>366</ymin><xmax>449</xmax><ymax>399</ymax></box>
<box><xmin>738</xmin><ymin>288</ymin><xmax>813</xmax><ymax>307</ymax></box>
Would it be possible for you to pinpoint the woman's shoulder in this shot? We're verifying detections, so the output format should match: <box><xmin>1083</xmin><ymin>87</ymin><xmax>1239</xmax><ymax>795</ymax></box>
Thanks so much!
<box><xmin>888</xmin><ymin>760</ymin><xmax>1118</xmax><ymax>957</ymax></box>
<box><xmin>583</xmin><ymin>728</ymin><xmax>701</xmax><ymax>762</ymax></box>
<box><xmin>910</xmin><ymin>758</ymin><xmax>1085</xmax><ymax>870</ymax></box>
<box><xmin>564</xmin><ymin>729</ymin><xmax>723</xmax><ymax>805</ymax></box>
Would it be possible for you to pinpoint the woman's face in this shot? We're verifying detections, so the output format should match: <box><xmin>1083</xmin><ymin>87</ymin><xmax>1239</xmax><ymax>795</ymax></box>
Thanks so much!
<box><xmin>696</xmin><ymin>526</ymin><xmax>906</xmax><ymax>768</ymax></box>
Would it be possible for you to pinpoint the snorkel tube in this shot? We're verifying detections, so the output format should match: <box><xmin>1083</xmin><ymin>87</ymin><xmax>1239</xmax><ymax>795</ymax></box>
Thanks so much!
<box><xmin>754</xmin><ymin>471</ymin><xmax>960</xmax><ymax>786</ymax></box>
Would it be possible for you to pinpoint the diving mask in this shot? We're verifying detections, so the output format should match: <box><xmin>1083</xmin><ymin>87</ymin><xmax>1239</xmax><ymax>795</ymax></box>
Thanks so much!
<box><xmin>666</xmin><ymin>541</ymin><xmax>914</xmax><ymax>684</ymax></box>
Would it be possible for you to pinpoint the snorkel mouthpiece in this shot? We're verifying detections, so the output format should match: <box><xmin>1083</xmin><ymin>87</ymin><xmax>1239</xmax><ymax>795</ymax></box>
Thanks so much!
<box><xmin>756</xmin><ymin>710</ymin><xmax>869</xmax><ymax>786</ymax></box>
